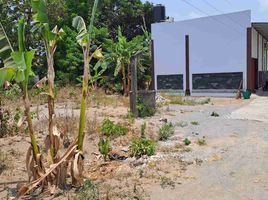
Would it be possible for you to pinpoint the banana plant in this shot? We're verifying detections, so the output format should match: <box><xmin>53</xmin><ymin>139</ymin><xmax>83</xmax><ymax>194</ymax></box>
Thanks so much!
<box><xmin>0</xmin><ymin>18</ymin><xmax>44</xmax><ymax>181</ymax></box>
<box><xmin>30</xmin><ymin>0</ymin><xmax>64</xmax><ymax>160</ymax></box>
<box><xmin>72</xmin><ymin>0</ymin><xmax>101</xmax><ymax>152</ymax></box>
<box><xmin>105</xmin><ymin>27</ymin><xmax>147</xmax><ymax>96</ymax></box>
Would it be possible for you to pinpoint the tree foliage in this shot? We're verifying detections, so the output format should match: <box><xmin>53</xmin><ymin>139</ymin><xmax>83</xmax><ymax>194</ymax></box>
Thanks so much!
<box><xmin>0</xmin><ymin>0</ymin><xmax>153</xmax><ymax>89</ymax></box>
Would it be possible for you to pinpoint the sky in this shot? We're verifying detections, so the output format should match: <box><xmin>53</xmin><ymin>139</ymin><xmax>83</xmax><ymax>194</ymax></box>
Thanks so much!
<box><xmin>141</xmin><ymin>0</ymin><xmax>268</xmax><ymax>22</ymax></box>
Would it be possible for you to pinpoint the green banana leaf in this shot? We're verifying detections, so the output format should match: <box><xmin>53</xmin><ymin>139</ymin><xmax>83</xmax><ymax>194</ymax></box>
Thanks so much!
<box><xmin>0</xmin><ymin>21</ymin><xmax>15</xmax><ymax>86</ymax></box>
<box><xmin>31</xmin><ymin>0</ymin><xmax>49</xmax><ymax>23</ymax></box>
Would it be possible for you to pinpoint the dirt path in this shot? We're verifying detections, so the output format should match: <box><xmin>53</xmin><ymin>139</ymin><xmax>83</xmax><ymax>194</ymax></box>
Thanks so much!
<box><xmin>149</xmin><ymin>96</ymin><xmax>268</xmax><ymax>200</ymax></box>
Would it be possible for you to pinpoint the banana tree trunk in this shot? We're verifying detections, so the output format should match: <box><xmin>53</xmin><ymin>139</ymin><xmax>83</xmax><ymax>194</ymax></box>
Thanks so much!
<box><xmin>23</xmin><ymin>85</ymin><xmax>40</xmax><ymax>159</ymax></box>
<box><xmin>47</xmin><ymin>53</ymin><xmax>57</xmax><ymax>158</ymax></box>
<box><xmin>77</xmin><ymin>47</ymin><xmax>90</xmax><ymax>151</ymax></box>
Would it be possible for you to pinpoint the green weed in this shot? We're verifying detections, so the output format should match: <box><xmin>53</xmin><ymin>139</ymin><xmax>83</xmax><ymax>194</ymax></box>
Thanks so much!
<box><xmin>101</xmin><ymin>119</ymin><xmax>128</xmax><ymax>137</ymax></box>
<box><xmin>191</xmin><ymin>121</ymin><xmax>199</xmax><ymax>125</ymax></box>
<box><xmin>129</xmin><ymin>138</ymin><xmax>156</xmax><ymax>157</ymax></box>
<box><xmin>98</xmin><ymin>138</ymin><xmax>111</xmax><ymax>161</ymax></box>
<box><xmin>158</xmin><ymin>122</ymin><xmax>175</xmax><ymax>141</ymax></box>
<box><xmin>183</xmin><ymin>138</ymin><xmax>191</xmax><ymax>146</ymax></box>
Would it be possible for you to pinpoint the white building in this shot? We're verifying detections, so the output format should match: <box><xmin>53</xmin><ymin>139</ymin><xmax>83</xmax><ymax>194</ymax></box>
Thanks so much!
<box><xmin>152</xmin><ymin>10</ymin><xmax>268</xmax><ymax>96</ymax></box>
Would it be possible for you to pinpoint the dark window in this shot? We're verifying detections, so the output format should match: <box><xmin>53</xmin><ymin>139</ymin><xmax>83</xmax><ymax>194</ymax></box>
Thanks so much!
<box><xmin>192</xmin><ymin>72</ymin><xmax>243</xmax><ymax>89</ymax></box>
<box><xmin>157</xmin><ymin>74</ymin><xmax>183</xmax><ymax>90</ymax></box>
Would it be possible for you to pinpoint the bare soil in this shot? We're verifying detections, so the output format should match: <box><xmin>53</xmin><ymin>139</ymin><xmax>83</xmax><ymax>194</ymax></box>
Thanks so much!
<box><xmin>1</xmin><ymin>89</ymin><xmax>267</xmax><ymax>200</ymax></box>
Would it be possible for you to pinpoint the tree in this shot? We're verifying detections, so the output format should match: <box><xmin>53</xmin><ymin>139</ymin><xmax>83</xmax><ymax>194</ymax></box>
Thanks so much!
<box><xmin>88</xmin><ymin>0</ymin><xmax>153</xmax><ymax>40</ymax></box>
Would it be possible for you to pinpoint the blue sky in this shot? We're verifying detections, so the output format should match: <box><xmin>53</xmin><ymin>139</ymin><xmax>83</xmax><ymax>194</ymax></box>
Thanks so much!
<box><xmin>142</xmin><ymin>0</ymin><xmax>268</xmax><ymax>22</ymax></box>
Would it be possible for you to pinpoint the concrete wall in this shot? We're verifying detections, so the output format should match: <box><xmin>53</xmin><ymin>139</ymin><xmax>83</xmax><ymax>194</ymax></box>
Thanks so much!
<box><xmin>152</xmin><ymin>10</ymin><xmax>251</xmax><ymax>93</ymax></box>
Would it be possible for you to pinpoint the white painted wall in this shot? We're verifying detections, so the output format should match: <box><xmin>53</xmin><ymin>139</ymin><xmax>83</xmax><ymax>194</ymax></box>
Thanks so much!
<box><xmin>252</xmin><ymin>28</ymin><xmax>258</xmax><ymax>59</ymax></box>
<box><xmin>152</xmin><ymin>10</ymin><xmax>251</xmax><ymax>92</ymax></box>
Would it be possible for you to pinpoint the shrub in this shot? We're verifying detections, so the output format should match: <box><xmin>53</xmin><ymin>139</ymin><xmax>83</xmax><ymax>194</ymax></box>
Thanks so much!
<box><xmin>98</xmin><ymin>138</ymin><xmax>111</xmax><ymax>161</ymax></box>
<box><xmin>101</xmin><ymin>119</ymin><xmax>128</xmax><ymax>137</ymax></box>
<box><xmin>158</xmin><ymin>122</ymin><xmax>175</xmax><ymax>141</ymax></box>
<box><xmin>129</xmin><ymin>138</ymin><xmax>156</xmax><ymax>158</ymax></box>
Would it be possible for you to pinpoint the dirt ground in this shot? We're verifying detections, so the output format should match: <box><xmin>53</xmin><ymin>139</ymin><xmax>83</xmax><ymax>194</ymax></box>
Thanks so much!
<box><xmin>1</xmin><ymin>89</ymin><xmax>268</xmax><ymax>200</ymax></box>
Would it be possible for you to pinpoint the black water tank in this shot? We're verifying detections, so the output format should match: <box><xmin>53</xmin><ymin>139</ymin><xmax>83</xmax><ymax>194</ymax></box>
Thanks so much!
<box><xmin>153</xmin><ymin>4</ymin><xmax>166</xmax><ymax>23</ymax></box>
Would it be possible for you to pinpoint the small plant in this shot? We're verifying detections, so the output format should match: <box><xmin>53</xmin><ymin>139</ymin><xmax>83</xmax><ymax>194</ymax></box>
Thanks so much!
<box><xmin>191</xmin><ymin>121</ymin><xmax>199</xmax><ymax>126</ymax></box>
<box><xmin>197</xmin><ymin>137</ymin><xmax>207</xmax><ymax>146</ymax></box>
<box><xmin>101</xmin><ymin>119</ymin><xmax>128</xmax><ymax>137</ymax></box>
<box><xmin>141</xmin><ymin>122</ymin><xmax>146</xmax><ymax>138</ymax></box>
<box><xmin>129</xmin><ymin>138</ymin><xmax>156</xmax><ymax>158</ymax></box>
<box><xmin>98</xmin><ymin>138</ymin><xmax>111</xmax><ymax>161</ymax></box>
<box><xmin>211</xmin><ymin>112</ymin><xmax>219</xmax><ymax>117</ymax></box>
<box><xmin>75</xmin><ymin>180</ymin><xmax>100</xmax><ymax>200</ymax></box>
<box><xmin>137</xmin><ymin>98</ymin><xmax>155</xmax><ymax>118</ymax></box>
<box><xmin>14</xmin><ymin>107</ymin><xmax>23</xmax><ymax>123</ymax></box>
<box><xmin>183</xmin><ymin>138</ymin><xmax>191</xmax><ymax>146</ymax></box>
<box><xmin>158</xmin><ymin>122</ymin><xmax>175</xmax><ymax>141</ymax></box>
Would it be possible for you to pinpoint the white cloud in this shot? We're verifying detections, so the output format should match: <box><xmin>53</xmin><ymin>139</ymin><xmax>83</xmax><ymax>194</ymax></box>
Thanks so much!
<box><xmin>258</xmin><ymin>0</ymin><xmax>268</xmax><ymax>11</ymax></box>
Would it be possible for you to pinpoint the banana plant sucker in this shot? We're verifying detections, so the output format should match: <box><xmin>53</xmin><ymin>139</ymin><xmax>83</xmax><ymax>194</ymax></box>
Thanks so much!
<box><xmin>73</xmin><ymin>0</ymin><xmax>100</xmax><ymax>151</ymax></box>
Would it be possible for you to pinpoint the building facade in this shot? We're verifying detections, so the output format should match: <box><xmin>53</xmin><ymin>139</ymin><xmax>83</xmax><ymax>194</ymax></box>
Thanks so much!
<box><xmin>152</xmin><ymin>10</ymin><xmax>268</xmax><ymax>95</ymax></box>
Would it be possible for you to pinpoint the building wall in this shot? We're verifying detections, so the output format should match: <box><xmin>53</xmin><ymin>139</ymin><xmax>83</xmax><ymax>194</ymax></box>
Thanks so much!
<box><xmin>152</xmin><ymin>10</ymin><xmax>251</xmax><ymax>93</ymax></box>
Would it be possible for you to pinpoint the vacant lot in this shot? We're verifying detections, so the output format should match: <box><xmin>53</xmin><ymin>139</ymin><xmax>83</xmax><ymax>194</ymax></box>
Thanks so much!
<box><xmin>1</xmin><ymin>90</ymin><xmax>267</xmax><ymax>200</ymax></box>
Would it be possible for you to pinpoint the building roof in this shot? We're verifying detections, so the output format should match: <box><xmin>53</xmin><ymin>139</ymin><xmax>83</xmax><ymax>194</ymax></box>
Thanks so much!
<box><xmin>252</xmin><ymin>23</ymin><xmax>268</xmax><ymax>40</ymax></box>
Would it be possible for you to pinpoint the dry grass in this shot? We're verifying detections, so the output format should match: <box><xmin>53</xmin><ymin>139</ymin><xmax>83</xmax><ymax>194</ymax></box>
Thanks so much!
<box><xmin>162</xmin><ymin>94</ymin><xmax>210</xmax><ymax>106</ymax></box>
<box><xmin>0</xmin><ymin>150</ymin><xmax>11</xmax><ymax>175</ymax></box>
<box><xmin>89</xmin><ymin>89</ymin><xmax>129</xmax><ymax>107</ymax></box>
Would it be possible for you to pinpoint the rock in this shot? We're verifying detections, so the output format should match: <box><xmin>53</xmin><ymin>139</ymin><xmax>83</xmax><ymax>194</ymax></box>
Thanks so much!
<box><xmin>121</xmin><ymin>147</ymin><xmax>129</xmax><ymax>153</ymax></box>
<box><xmin>156</xmin><ymin>94</ymin><xmax>170</xmax><ymax>104</ymax></box>
<box><xmin>108</xmin><ymin>150</ymin><xmax>128</xmax><ymax>161</ymax></box>
<box><xmin>159</xmin><ymin>118</ymin><xmax>168</xmax><ymax>123</ymax></box>
<box><xmin>131</xmin><ymin>157</ymin><xmax>147</xmax><ymax>167</ymax></box>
